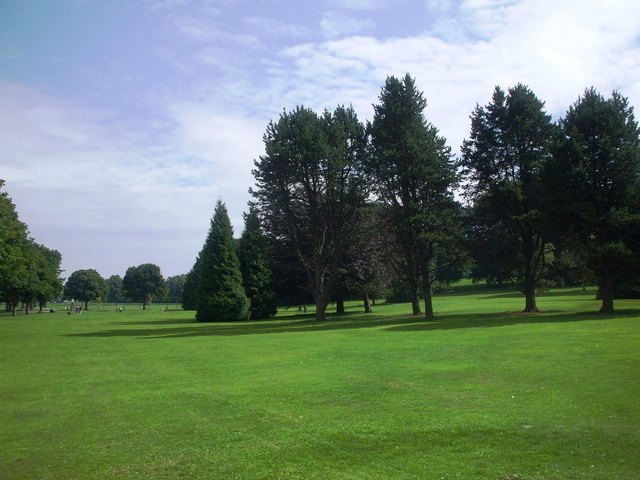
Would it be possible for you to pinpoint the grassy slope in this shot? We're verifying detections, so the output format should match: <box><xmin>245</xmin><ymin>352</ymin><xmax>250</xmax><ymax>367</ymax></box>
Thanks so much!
<box><xmin>1</xmin><ymin>287</ymin><xmax>639</xmax><ymax>479</ymax></box>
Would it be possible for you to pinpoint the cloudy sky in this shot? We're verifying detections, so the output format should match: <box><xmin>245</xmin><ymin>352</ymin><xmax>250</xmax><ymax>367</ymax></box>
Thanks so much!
<box><xmin>1</xmin><ymin>0</ymin><xmax>639</xmax><ymax>280</ymax></box>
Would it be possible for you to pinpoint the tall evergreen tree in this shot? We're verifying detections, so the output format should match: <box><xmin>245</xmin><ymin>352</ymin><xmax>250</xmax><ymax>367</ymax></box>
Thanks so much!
<box><xmin>367</xmin><ymin>74</ymin><xmax>462</xmax><ymax>319</ymax></box>
<box><xmin>251</xmin><ymin>105</ymin><xmax>368</xmax><ymax>321</ymax></box>
<box><xmin>196</xmin><ymin>200</ymin><xmax>249</xmax><ymax>322</ymax></box>
<box><xmin>461</xmin><ymin>84</ymin><xmax>555</xmax><ymax>312</ymax></box>
<box><xmin>548</xmin><ymin>88</ymin><xmax>640</xmax><ymax>313</ymax></box>
<box><xmin>238</xmin><ymin>207</ymin><xmax>277</xmax><ymax>319</ymax></box>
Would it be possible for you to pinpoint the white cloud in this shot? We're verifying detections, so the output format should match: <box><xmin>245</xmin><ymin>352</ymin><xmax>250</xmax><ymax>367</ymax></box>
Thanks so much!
<box><xmin>278</xmin><ymin>0</ymin><xmax>640</xmax><ymax>151</ymax></box>
<box><xmin>243</xmin><ymin>16</ymin><xmax>309</xmax><ymax>37</ymax></box>
<box><xmin>320</xmin><ymin>12</ymin><xmax>376</xmax><ymax>38</ymax></box>
<box><xmin>172</xmin><ymin>15</ymin><xmax>259</xmax><ymax>47</ymax></box>
<box><xmin>0</xmin><ymin>81</ymin><xmax>265</xmax><ymax>278</ymax></box>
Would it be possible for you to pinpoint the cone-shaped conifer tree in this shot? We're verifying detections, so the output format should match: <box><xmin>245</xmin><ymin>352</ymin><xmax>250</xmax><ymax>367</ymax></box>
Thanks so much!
<box><xmin>196</xmin><ymin>200</ymin><xmax>249</xmax><ymax>322</ymax></box>
<box><xmin>238</xmin><ymin>207</ymin><xmax>277</xmax><ymax>319</ymax></box>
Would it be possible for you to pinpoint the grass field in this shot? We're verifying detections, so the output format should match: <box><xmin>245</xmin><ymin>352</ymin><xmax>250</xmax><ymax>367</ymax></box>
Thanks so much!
<box><xmin>1</xmin><ymin>286</ymin><xmax>639</xmax><ymax>479</ymax></box>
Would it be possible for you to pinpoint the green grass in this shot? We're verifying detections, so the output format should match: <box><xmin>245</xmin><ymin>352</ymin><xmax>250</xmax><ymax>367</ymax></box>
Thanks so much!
<box><xmin>1</xmin><ymin>286</ymin><xmax>639</xmax><ymax>479</ymax></box>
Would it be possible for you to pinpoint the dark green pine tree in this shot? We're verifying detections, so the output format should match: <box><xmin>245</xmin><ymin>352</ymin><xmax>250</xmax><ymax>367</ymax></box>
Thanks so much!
<box><xmin>548</xmin><ymin>88</ymin><xmax>640</xmax><ymax>313</ymax></box>
<box><xmin>196</xmin><ymin>200</ymin><xmax>249</xmax><ymax>322</ymax></box>
<box><xmin>238</xmin><ymin>207</ymin><xmax>277</xmax><ymax>319</ymax></box>
<box><xmin>367</xmin><ymin>74</ymin><xmax>462</xmax><ymax>320</ymax></box>
<box><xmin>461</xmin><ymin>84</ymin><xmax>555</xmax><ymax>313</ymax></box>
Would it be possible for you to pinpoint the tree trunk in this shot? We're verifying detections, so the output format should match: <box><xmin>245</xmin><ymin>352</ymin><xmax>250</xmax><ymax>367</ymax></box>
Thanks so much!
<box><xmin>523</xmin><ymin>272</ymin><xmax>539</xmax><ymax>313</ymax></box>
<box><xmin>521</xmin><ymin>225</ymin><xmax>540</xmax><ymax>313</ymax></box>
<box><xmin>24</xmin><ymin>303</ymin><xmax>29</xmax><ymax>315</ymax></box>
<box><xmin>421</xmin><ymin>270</ymin><xmax>434</xmax><ymax>320</ymax></box>
<box><xmin>363</xmin><ymin>293</ymin><xmax>371</xmax><ymax>313</ymax></box>
<box><xmin>312</xmin><ymin>259</ymin><xmax>329</xmax><ymax>321</ymax></box>
<box><xmin>315</xmin><ymin>296</ymin><xmax>327</xmax><ymax>321</ymax></box>
<box><xmin>410</xmin><ymin>289</ymin><xmax>421</xmax><ymax>316</ymax></box>
<box><xmin>84</xmin><ymin>300</ymin><xmax>89</xmax><ymax>311</ymax></box>
<box><xmin>11</xmin><ymin>303</ymin><xmax>17</xmax><ymax>316</ymax></box>
<box><xmin>409</xmin><ymin>271</ymin><xmax>421</xmax><ymax>316</ymax></box>
<box><xmin>336</xmin><ymin>294</ymin><xmax>345</xmax><ymax>314</ymax></box>
<box><xmin>406</xmin><ymin>254</ymin><xmax>421</xmax><ymax>316</ymax></box>
<box><xmin>599</xmin><ymin>276</ymin><xmax>615</xmax><ymax>314</ymax></box>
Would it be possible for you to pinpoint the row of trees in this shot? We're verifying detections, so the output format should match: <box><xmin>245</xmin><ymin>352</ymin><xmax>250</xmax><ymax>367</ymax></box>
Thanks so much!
<box><xmin>236</xmin><ymin>75</ymin><xmax>638</xmax><ymax>321</ymax></box>
<box><xmin>64</xmin><ymin>264</ymin><xmax>173</xmax><ymax>310</ymax></box>
<box><xmin>462</xmin><ymin>85</ymin><xmax>639</xmax><ymax>313</ymax></box>
<box><xmin>0</xmin><ymin>180</ymin><xmax>63</xmax><ymax>316</ymax></box>
<box><xmin>3</xmin><ymin>76</ymin><xmax>638</xmax><ymax>321</ymax></box>
<box><xmin>1</xmin><ymin>181</ymin><xmax>179</xmax><ymax>314</ymax></box>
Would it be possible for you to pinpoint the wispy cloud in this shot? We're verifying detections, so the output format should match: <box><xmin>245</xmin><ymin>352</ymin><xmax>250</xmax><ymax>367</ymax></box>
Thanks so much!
<box><xmin>320</xmin><ymin>12</ymin><xmax>376</xmax><ymax>38</ymax></box>
<box><xmin>243</xmin><ymin>16</ymin><xmax>309</xmax><ymax>37</ymax></box>
<box><xmin>0</xmin><ymin>80</ymin><xmax>263</xmax><ymax>277</ymax></box>
<box><xmin>279</xmin><ymin>0</ymin><xmax>640</xmax><ymax>150</ymax></box>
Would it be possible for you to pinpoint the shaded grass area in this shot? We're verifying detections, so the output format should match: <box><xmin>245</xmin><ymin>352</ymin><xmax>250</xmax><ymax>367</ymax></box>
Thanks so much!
<box><xmin>1</xmin><ymin>287</ymin><xmax>639</xmax><ymax>479</ymax></box>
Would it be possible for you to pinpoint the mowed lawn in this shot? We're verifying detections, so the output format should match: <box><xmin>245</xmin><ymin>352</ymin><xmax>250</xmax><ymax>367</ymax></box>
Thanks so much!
<box><xmin>1</xmin><ymin>287</ymin><xmax>639</xmax><ymax>479</ymax></box>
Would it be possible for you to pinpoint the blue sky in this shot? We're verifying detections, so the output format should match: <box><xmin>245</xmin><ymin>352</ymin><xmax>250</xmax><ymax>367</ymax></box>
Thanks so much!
<box><xmin>1</xmin><ymin>0</ymin><xmax>639</xmax><ymax>280</ymax></box>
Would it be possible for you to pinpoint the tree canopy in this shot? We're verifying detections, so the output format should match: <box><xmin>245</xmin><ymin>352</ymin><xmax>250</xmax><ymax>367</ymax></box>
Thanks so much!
<box><xmin>65</xmin><ymin>269</ymin><xmax>107</xmax><ymax>310</ymax></box>
<box><xmin>461</xmin><ymin>84</ymin><xmax>555</xmax><ymax>312</ymax></box>
<box><xmin>122</xmin><ymin>263</ymin><xmax>166</xmax><ymax>310</ymax></box>
<box><xmin>548</xmin><ymin>88</ymin><xmax>640</xmax><ymax>312</ymax></box>
<box><xmin>251</xmin><ymin>105</ymin><xmax>368</xmax><ymax>320</ymax></box>
<box><xmin>1</xmin><ymin>181</ymin><xmax>63</xmax><ymax>315</ymax></box>
<box><xmin>368</xmin><ymin>74</ymin><xmax>462</xmax><ymax>319</ymax></box>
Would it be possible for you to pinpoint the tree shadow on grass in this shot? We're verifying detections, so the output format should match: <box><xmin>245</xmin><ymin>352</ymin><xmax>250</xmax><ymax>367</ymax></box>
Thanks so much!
<box><xmin>480</xmin><ymin>288</ymin><xmax>596</xmax><ymax>300</ymax></box>
<box><xmin>64</xmin><ymin>308</ymin><xmax>640</xmax><ymax>340</ymax></box>
<box><xmin>107</xmin><ymin>310</ymin><xmax>361</xmax><ymax>327</ymax></box>
<box><xmin>384</xmin><ymin>309</ymin><xmax>640</xmax><ymax>333</ymax></box>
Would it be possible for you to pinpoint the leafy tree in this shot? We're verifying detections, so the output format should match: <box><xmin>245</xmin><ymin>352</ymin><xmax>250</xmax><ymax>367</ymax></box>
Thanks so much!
<box><xmin>367</xmin><ymin>74</ymin><xmax>462</xmax><ymax>319</ymax></box>
<box><xmin>0</xmin><ymin>181</ymin><xmax>30</xmax><ymax>315</ymax></box>
<box><xmin>106</xmin><ymin>275</ymin><xmax>124</xmax><ymax>303</ymax></box>
<box><xmin>33</xmin><ymin>244</ymin><xmax>63</xmax><ymax>312</ymax></box>
<box><xmin>251</xmin><ymin>105</ymin><xmax>368</xmax><ymax>320</ymax></box>
<box><xmin>16</xmin><ymin>240</ymin><xmax>47</xmax><ymax>314</ymax></box>
<box><xmin>461</xmin><ymin>84</ymin><xmax>555</xmax><ymax>312</ymax></box>
<box><xmin>166</xmin><ymin>274</ymin><xmax>187</xmax><ymax>304</ymax></box>
<box><xmin>122</xmin><ymin>263</ymin><xmax>166</xmax><ymax>310</ymax></box>
<box><xmin>0</xmin><ymin>181</ymin><xmax>63</xmax><ymax>315</ymax></box>
<box><xmin>195</xmin><ymin>200</ymin><xmax>249</xmax><ymax>322</ymax></box>
<box><xmin>65</xmin><ymin>269</ymin><xmax>107</xmax><ymax>310</ymax></box>
<box><xmin>333</xmin><ymin>203</ymin><xmax>392</xmax><ymax>312</ymax></box>
<box><xmin>238</xmin><ymin>207</ymin><xmax>277</xmax><ymax>319</ymax></box>
<box><xmin>548</xmin><ymin>88</ymin><xmax>640</xmax><ymax>313</ymax></box>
